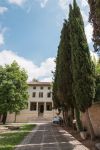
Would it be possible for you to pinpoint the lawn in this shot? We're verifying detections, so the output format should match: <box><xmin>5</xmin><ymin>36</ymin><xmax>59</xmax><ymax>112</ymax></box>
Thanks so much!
<box><xmin>0</xmin><ymin>124</ymin><xmax>36</xmax><ymax>150</ymax></box>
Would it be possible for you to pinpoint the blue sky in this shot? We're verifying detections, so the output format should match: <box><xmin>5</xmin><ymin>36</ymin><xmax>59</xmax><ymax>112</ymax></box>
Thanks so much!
<box><xmin>0</xmin><ymin>0</ymin><xmax>95</xmax><ymax>81</ymax></box>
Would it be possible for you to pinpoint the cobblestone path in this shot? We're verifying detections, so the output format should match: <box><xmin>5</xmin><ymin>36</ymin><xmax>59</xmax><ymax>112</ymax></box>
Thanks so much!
<box><xmin>15</xmin><ymin>123</ymin><xmax>89</xmax><ymax>150</ymax></box>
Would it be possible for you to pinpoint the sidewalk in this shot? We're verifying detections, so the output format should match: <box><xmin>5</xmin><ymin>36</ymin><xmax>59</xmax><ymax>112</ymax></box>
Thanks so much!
<box><xmin>15</xmin><ymin>123</ymin><xmax>89</xmax><ymax>150</ymax></box>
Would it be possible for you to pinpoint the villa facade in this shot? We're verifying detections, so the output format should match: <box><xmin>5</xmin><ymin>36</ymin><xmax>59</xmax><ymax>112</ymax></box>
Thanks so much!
<box><xmin>7</xmin><ymin>81</ymin><xmax>56</xmax><ymax>122</ymax></box>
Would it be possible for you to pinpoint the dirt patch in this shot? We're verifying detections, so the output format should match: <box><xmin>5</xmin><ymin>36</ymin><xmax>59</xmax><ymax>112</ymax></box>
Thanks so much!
<box><xmin>63</xmin><ymin>126</ymin><xmax>100</xmax><ymax>150</ymax></box>
<box><xmin>0</xmin><ymin>125</ymin><xmax>9</xmax><ymax>133</ymax></box>
<box><xmin>0</xmin><ymin>124</ymin><xmax>21</xmax><ymax>133</ymax></box>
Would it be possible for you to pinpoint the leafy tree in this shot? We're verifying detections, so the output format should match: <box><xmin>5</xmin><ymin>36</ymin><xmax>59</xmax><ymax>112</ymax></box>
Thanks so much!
<box><xmin>0</xmin><ymin>61</ymin><xmax>28</xmax><ymax>124</ymax></box>
<box><xmin>95</xmin><ymin>59</ymin><xmax>100</xmax><ymax>75</ymax></box>
<box><xmin>88</xmin><ymin>0</ymin><xmax>100</xmax><ymax>51</ymax></box>
<box><xmin>70</xmin><ymin>0</ymin><xmax>95</xmax><ymax>139</ymax></box>
<box><xmin>94</xmin><ymin>60</ymin><xmax>100</xmax><ymax>102</ymax></box>
<box><xmin>32</xmin><ymin>78</ymin><xmax>39</xmax><ymax>82</ymax></box>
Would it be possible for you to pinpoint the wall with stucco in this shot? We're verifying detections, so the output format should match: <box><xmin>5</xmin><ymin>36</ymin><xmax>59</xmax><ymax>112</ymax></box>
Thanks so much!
<box><xmin>81</xmin><ymin>102</ymin><xmax>100</xmax><ymax>136</ymax></box>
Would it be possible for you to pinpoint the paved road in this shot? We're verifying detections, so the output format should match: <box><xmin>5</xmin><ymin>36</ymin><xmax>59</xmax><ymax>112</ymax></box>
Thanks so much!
<box><xmin>15</xmin><ymin>123</ymin><xmax>89</xmax><ymax>150</ymax></box>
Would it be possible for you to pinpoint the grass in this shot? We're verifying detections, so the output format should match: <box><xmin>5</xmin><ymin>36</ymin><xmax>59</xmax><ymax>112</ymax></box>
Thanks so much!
<box><xmin>0</xmin><ymin>124</ymin><xmax>36</xmax><ymax>150</ymax></box>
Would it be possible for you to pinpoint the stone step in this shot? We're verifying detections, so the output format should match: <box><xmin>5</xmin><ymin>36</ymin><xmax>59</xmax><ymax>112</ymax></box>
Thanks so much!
<box><xmin>28</xmin><ymin>116</ymin><xmax>50</xmax><ymax>122</ymax></box>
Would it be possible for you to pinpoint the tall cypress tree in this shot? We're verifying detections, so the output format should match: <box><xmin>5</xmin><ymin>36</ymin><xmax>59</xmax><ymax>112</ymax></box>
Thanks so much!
<box><xmin>69</xmin><ymin>4</ymin><xmax>83</xmax><ymax>131</ymax></box>
<box><xmin>57</xmin><ymin>21</ymin><xmax>73</xmax><ymax>106</ymax></box>
<box><xmin>52</xmin><ymin>61</ymin><xmax>61</xmax><ymax>110</ymax></box>
<box><xmin>70</xmin><ymin>0</ymin><xmax>95</xmax><ymax>139</ymax></box>
<box><xmin>53</xmin><ymin>20</ymin><xmax>73</xmax><ymax>125</ymax></box>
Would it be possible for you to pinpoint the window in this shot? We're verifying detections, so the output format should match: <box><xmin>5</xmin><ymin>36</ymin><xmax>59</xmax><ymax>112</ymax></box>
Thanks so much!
<box><xmin>32</xmin><ymin>92</ymin><xmax>36</xmax><ymax>97</ymax></box>
<box><xmin>46</xmin><ymin>102</ymin><xmax>52</xmax><ymax>111</ymax></box>
<box><xmin>48</xmin><ymin>86</ymin><xmax>51</xmax><ymax>90</ymax></box>
<box><xmin>33</xmin><ymin>86</ymin><xmax>36</xmax><ymax>89</ymax></box>
<box><xmin>39</xmin><ymin>92</ymin><xmax>43</xmax><ymax>98</ymax></box>
<box><xmin>47</xmin><ymin>92</ymin><xmax>51</xmax><ymax>98</ymax></box>
<box><xmin>30</xmin><ymin>102</ymin><xmax>37</xmax><ymax>111</ymax></box>
<box><xmin>40</xmin><ymin>86</ymin><xmax>43</xmax><ymax>90</ymax></box>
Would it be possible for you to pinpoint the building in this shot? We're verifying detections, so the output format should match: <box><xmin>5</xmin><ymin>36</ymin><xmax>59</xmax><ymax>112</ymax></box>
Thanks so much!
<box><xmin>7</xmin><ymin>81</ymin><xmax>56</xmax><ymax>122</ymax></box>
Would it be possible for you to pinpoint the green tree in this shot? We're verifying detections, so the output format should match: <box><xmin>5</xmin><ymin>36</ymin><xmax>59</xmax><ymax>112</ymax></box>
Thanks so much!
<box><xmin>70</xmin><ymin>0</ymin><xmax>95</xmax><ymax>139</ymax></box>
<box><xmin>52</xmin><ymin>71</ymin><xmax>61</xmax><ymax>109</ymax></box>
<box><xmin>95</xmin><ymin>60</ymin><xmax>100</xmax><ymax>102</ymax></box>
<box><xmin>95</xmin><ymin>59</ymin><xmax>100</xmax><ymax>75</ymax></box>
<box><xmin>52</xmin><ymin>50</ymin><xmax>61</xmax><ymax>111</ymax></box>
<box><xmin>88</xmin><ymin>0</ymin><xmax>100</xmax><ymax>51</ymax></box>
<box><xmin>53</xmin><ymin>20</ymin><xmax>74</xmax><ymax>125</ymax></box>
<box><xmin>0</xmin><ymin>61</ymin><xmax>28</xmax><ymax>124</ymax></box>
<box><xmin>68</xmin><ymin>4</ymin><xmax>83</xmax><ymax>131</ymax></box>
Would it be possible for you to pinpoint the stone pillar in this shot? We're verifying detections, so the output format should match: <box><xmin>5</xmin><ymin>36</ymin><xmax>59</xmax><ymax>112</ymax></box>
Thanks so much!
<box><xmin>44</xmin><ymin>102</ymin><xmax>46</xmax><ymax>111</ymax></box>
<box><xmin>37</xmin><ymin>102</ymin><xmax>38</xmax><ymax>117</ymax></box>
<box><xmin>28</xmin><ymin>101</ymin><xmax>30</xmax><ymax>111</ymax></box>
<box><xmin>44</xmin><ymin>102</ymin><xmax>46</xmax><ymax>117</ymax></box>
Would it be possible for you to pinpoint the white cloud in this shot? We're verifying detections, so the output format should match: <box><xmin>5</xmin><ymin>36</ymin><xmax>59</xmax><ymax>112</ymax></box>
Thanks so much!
<box><xmin>41</xmin><ymin>77</ymin><xmax>53</xmax><ymax>82</ymax></box>
<box><xmin>8</xmin><ymin>0</ymin><xmax>26</xmax><ymax>6</ymax></box>
<box><xmin>0</xmin><ymin>50</ymin><xmax>55</xmax><ymax>82</ymax></box>
<box><xmin>0</xmin><ymin>7</ymin><xmax>8</xmax><ymax>14</ymax></box>
<box><xmin>85</xmin><ymin>23</ymin><xmax>93</xmax><ymax>44</ymax></box>
<box><xmin>58</xmin><ymin>0</ymin><xmax>69</xmax><ymax>10</ymax></box>
<box><xmin>0</xmin><ymin>33</ymin><xmax>4</xmax><ymax>46</ymax></box>
<box><xmin>81</xmin><ymin>10</ymin><xmax>88</xmax><ymax>22</ymax></box>
<box><xmin>81</xmin><ymin>0</ymin><xmax>88</xmax><ymax>7</ymax></box>
<box><xmin>40</xmin><ymin>0</ymin><xmax>48</xmax><ymax>8</ymax></box>
<box><xmin>58</xmin><ymin>0</ymin><xmax>88</xmax><ymax>10</ymax></box>
<box><xmin>0</xmin><ymin>27</ymin><xmax>7</xmax><ymax>46</ymax></box>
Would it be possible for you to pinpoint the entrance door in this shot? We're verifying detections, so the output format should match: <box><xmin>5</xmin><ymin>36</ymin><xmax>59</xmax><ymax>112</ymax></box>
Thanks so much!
<box><xmin>40</xmin><ymin>105</ymin><xmax>44</xmax><ymax>113</ymax></box>
<box><xmin>38</xmin><ymin>103</ymin><xmax>44</xmax><ymax>116</ymax></box>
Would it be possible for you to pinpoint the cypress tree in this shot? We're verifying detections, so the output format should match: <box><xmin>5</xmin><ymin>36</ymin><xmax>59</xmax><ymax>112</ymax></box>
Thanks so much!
<box><xmin>70</xmin><ymin>0</ymin><xmax>95</xmax><ymax>139</ymax></box>
<box><xmin>57</xmin><ymin>21</ymin><xmax>73</xmax><ymax>106</ymax></box>
<box><xmin>69</xmin><ymin>4</ymin><xmax>83</xmax><ymax>131</ymax></box>
<box><xmin>52</xmin><ymin>68</ymin><xmax>61</xmax><ymax>110</ymax></box>
<box><xmin>53</xmin><ymin>20</ymin><xmax>74</xmax><ymax>125</ymax></box>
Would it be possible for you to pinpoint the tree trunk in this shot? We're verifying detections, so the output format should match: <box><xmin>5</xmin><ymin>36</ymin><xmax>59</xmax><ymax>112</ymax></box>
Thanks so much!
<box><xmin>63</xmin><ymin>111</ymin><xmax>66</xmax><ymax>126</ymax></box>
<box><xmin>2</xmin><ymin>112</ymin><xmax>7</xmax><ymax>124</ymax></box>
<box><xmin>68</xmin><ymin>107</ymin><xmax>74</xmax><ymax>127</ymax></box>
<box><xmin>62</xmin><ymin>110</ymin><xmax>67</xmax><ymax>126</ymax></box>
<box><xmin>85</xmin><ymin>109</ymin><xmax>95</xmax><ymax>140</ymax></box>
<box><xmin>0</xmin><ymin>114</ymin><xmax>2</xmax><ymax>122</ymax></box>
<box><xmin>71</xmin><ymin>107</ymin><xmax>74</xmax><ymax>120</ymax></box>
<box><xmin>14</xmin><ymin>113</ymin><xmax>17</xmax><ymax>123</ymax></box>
<box><xmin>65</xmin><ymin>110</ymin><xmax>68</xmax><ymax>126</ymax></box>
<box><xmin>62</xmin><ymin>110</ymin><xmax>65</xmax><ymax>124</ymax></box>
<box><xmin>75</xmin><ymin>107</ymin><xmax>83</xmax><ymax>132</ymax></box>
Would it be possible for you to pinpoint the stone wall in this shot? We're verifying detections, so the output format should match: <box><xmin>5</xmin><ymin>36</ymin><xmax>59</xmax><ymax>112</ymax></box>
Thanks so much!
<box><xmin>81</xmin><ymin>102</ymin><xmax>100</xmax><ymax>136</ymax></box>
<box><xmin>6</xmin><ymin>109</ymin><xmax>58</xmax><ymax>123</ymax></box>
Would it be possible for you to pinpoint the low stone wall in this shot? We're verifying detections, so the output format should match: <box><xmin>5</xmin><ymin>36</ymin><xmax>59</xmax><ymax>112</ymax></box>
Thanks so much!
<box><xmin>6</xmin><ymin>109</ymin><xmax>57</xmax><ymax>123</ymax></box>
<box><xmin>7</xmin><ymin>112</ymin><xmax>38</xmax><ymax>123</ymax></box>
<box><xmin>81</xmin><ymin>102</ymin><xmax>100</xmax><ymax>136</ymax></box>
